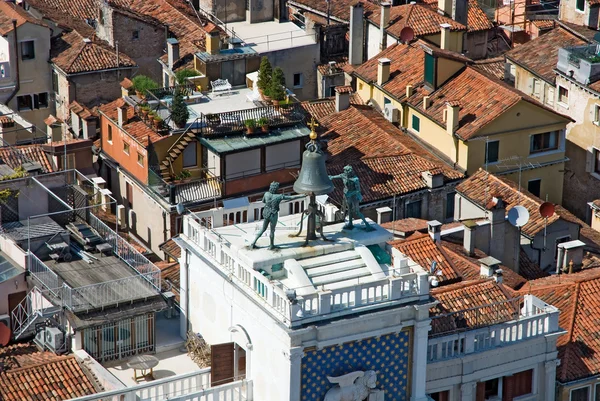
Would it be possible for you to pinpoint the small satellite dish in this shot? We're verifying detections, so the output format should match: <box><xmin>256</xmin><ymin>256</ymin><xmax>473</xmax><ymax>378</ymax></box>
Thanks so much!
<box><xmin>539</xmin><ymin>202</ymin><xmax>555</xmax><ymax>218</ymax></box>
<box><xmin>400</xmin><ymin>27</ymin><xmax>415</xmax><ymax>43</ymax></box>
<box><xmin>508</xmin><ymin>205</ymin><xmax>530</xmax><ymax>228</ymax></box>
<box><xmin>176</xmin><ymin>202</ymin><xmax>185</xmax><ymax>215</ymax></box>
<box><xmin>0</xmin><ymin>321</ymin><xmax>10</xmax><ymax>346</ymax></box>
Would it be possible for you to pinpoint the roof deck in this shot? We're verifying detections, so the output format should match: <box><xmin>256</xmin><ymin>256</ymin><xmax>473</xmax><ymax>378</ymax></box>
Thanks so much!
<box><xmin>227</xmin><ymin>20</ymin><xmax>317</xmax><ymax>52</ymax></box>
<box><xmin>179</xmin><ymin>199</ymin><xmax>430</xmax><ymax>328</ymax></box>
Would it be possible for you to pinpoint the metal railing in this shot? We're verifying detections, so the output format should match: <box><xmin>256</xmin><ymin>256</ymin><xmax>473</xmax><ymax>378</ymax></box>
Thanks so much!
<box><xmin>148</xmin><ymin>83</ymin><xmax>197</xmax><ymax>100</ymax></box>
<box><xmin>147</xmin><ymin>169</ymin><xmax>223</xmax><ymax>205</ymax></box>
<box><xmin>28</xmin><ymin>252</ymin><xmax>63</xmax><ymax>297</ymax></box>
<box><xmin>88</xmin><ymin>214</ymin><xmax>161</xmax><ymax>289</ymax></box>
<box><xmin>198</xmin><ymin>103</ymin><xmax>306</xmax><ymax>137</ymax></box>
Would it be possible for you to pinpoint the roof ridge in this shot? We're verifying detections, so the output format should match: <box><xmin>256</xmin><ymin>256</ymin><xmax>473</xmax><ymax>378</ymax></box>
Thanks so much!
<box><xmin>2</xmin><ymin>354</ymin><xmax>74</xmax><ymax>374</ymax></box>
<box><xmin>430</xmin><ymin>277</ymin><xmax>491</xmax><ymax>293</ymax></box>
<box><xmin>565</xmin><ymin>282</ymin><xmax>581</xmax><ymax>346</ymax></box>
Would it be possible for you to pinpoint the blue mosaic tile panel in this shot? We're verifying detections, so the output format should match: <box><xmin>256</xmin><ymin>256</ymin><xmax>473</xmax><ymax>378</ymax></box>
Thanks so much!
<box><xmin>301</xmin><ymin>330</ymin><xmax>412</xmax><ymax>401</ymax></box>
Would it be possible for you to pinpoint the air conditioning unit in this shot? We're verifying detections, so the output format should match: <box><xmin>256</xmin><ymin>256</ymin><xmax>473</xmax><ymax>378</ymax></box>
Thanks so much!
<box><xmin>0</xmin><ymin>314</ymin><xmax>9</xmax><ymax>329</ymax></box>
<box><xmin>34</xmin><ymin>328</ymin><xmax>46</xmax><ymax>349</ymax></box>
<box><xmin>45</xmin><ymin>327</ymin><xmax>64</xmax><ymax>353</ymax></box>
<box><xmin>384</xmin><ymin>104</ymin><xmax>399</xmax><ymax>123</ymax></box>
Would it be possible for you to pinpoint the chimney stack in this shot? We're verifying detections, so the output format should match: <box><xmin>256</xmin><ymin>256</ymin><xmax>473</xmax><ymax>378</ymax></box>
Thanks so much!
<box><xmin>427</xmin><ymin>220</ymin><xmax>442</xmax><ymax>242</ymax></box>
<box><xmin>349</xmin><ymin>3</ymin><xmax>365</xmax><ymax>65</ymax></box>
<box><xmin>380</xmin><ymin>2</ymin><xmax>392</xmax><ymax>50</ymax></box>
<box><xmin>44</xmin><ymin>115</ymin><xmax>62</xmax><ymax>143</ymax></box>
<box><xmin>376</xmin><ymin>206</ymin><xmax>393</xmax><ymax>224</ymax></box>
<box><xmin>406</xmin><ymin>84</ymin><xmax>414</xmax><ymax>98</ymax></box>
<box><xmin>117</xmin><ymin>101</ymin><xmax>128</xmax><ymax>127</ymax></box>
<box><xmin>422</xmin><ymin>95</ymin><xmax>431</xmax><ymax>110</ymax></box>
<box><xmin>463</xmin><ymin>220</ymin><xmax>477</xmax><ymax>256</ymax></box>
<box><xmin>167</xmin><ymin>38</ymin><xmax>180</xmax><ymax>69</ymax></box>
<box><xmin>335</xmin><ymin>86</ymin><xmax>351</xmax><ymax>112</ymax></box>
<box><xmin>438</xmin><ymin>0</ymin><xmax>453</xmax><ymax>16</ymax></box>
<box><xmin>445</xmin><ymin>102</ymin><xmax>459</xmax><ymax>134</ymax></box>
<box><xmin>440</xmin><ymin>23</ymin><xmax>451</xmax><ymax>50</ymax></box>
<box><xmin>493</xmin><ymin>269</ymin><xmax>503</xmax><ymax>284</ymax></box>
<box><xmin>488</xmin><ymin>196</ymin><xmax>506</xmax><ymax>263</ymax></box>
<box><xmin>206</xmin><ymin>31</ymin><xmax>220</xmax><ymax>55</ymax></box>
<box><xmin>377</xmin><ymin>58</ymin><xmax>391</xmax><ymax>85</ymax></box>
<box><xmin>422</xmin><ymin>170</ymin><xmax>443</xmax><ymax>188</ymax></box>
<box><xmin>479</xmin><ymin>256</ymin><xmax>501</xmax><ymax>278</ymax></box>
<box><xmin>558</xmin><ymin>240</ymin><xmax>586</xmax><ymax>273</ymax></box>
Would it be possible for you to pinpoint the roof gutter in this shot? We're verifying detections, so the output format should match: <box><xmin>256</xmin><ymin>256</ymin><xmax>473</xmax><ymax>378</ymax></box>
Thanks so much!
<box><xmin>4</xmin><ymin>20</ymin><xmax>20</xmax><ymax>106</ymax></box>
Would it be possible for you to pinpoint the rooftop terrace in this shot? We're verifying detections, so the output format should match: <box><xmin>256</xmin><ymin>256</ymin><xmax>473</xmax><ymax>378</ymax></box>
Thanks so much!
<box><xmin>225</xmin><ymin>20</ymin><xmax>317</xmax><ymax>53</ymax></box>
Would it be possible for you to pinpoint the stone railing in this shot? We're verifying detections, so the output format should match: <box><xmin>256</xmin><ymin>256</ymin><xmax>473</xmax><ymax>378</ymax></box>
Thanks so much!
<box><xmin>426</xmin><ymin>295</ymin><xmax>560</xmax><ymax>363</ymax></box>
<box><xmin>182</xmin><ymin>214</ymin><xmax>429</xmax><ymax>327</ymax></box>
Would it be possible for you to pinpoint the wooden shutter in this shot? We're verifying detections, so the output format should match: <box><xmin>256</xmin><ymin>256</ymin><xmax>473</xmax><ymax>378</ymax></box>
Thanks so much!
<box><xmin>126</xmin><ymin>182</ymin><xmax>133</xmax><ymax>208</ymax></box>
<box><xmin>502</xmin><ymin>375</ymin><xmax>515</xmax><ymax>401</ymax></box>
<box><xmin>476</xmin><ymin>382</ymin><xmax>486</xmax><ymax>401</ymax></box>
<box><xmin>512</xmin><ymin>369</ymin><xmax>533</xmax><ymax>398</ymax></box>
<box><xmin>211</xmin><ymin>342</ymin><xmax>235</xmax><ymax>386</ymax></box>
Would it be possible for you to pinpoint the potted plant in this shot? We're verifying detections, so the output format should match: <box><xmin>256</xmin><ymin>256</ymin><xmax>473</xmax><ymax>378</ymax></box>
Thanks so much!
<box><xmin>171</xmin><ymin>89</ymin><xmax>190</xmax><ymax>128</ymax></box>
<box><xmin>270</xmin><ymin>67</ymin><xmax>286</xmax><ymax>107</ymax></box>
<box><xmin>257</xmin><ymin>56</ymin><xmax>272</xmax><ymax>99</ymax></box>
<box><xmin>153</xmin><ymin>115</ymin><xmax>163</xmax><ymax>129</ymax></box>
<box><xmin>140</xmin><ymin>104</ymin><xmax>150</xmax><ymax>119</ymax></box>
<box><xmin>132</xmin><ymin>75</ymin><xmax>159</xmax><ymax>99</ymax></box>
<box><xmin>245</xmin><ymin>118</ymin><xmax>257</xmax><ymax>134</ymax></box>
<box><xmin>176</xmin><ymin>169</ymin><xmax>192</xmax><ymax>182</ymax></box>
<box><xmin>257</xmin><ymin>117</ymin><xmax>269</xmax><ymax>133</ymax></box>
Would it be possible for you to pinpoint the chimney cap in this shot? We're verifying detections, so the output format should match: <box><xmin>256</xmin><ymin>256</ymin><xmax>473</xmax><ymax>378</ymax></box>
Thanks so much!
<box><xmin>463</xmin><ymin>219</ymin><xmax>478</xmax><ymax>229</ymax></box>
<box><xmin>427</xmin><ymin>220</ymin><xmax>442</xmax><ymax>230</ymax></box>
<box><xmin>479</xmin><ymin>256</ymin><xmax>501</xmax><ymax>267</ymax></box>
<box><xmin>558</xmin><ymin>239</ymin><xmax>586</xmax><ymax>250</ymax></box>
<box><xmin>440</xmin><ymin>23</ymin><xmax>452</xmax><ymax>29</ymax></box>
<box><xmin>378</xmin><ymin>57</ymin><xmax>392</xmax><ymax>65</ymax></box>
<box><xmin>167</xmin><ymin>38</ymin><xmax>180</xmax><ymax>45</ymax></box>
<box><xmin>381</xmin><ymin>1</ymin><xmax>392</xmax><ymax>6</ymax></box>
<box><xmin>83</xmin><ymin>38</ymin><xmax>91</xmax><ymax>44</ymax></box>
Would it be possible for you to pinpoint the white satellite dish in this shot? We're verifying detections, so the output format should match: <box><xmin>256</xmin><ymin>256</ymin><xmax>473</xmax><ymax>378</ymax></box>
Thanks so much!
<box><xmin>507</xmin><ymin>205</ymin><xmax>530</xmax><ymax>227</ymax></box>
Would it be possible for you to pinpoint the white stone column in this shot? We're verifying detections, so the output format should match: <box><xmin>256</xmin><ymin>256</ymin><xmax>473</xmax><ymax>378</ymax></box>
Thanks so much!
<box><xmin>179</xmin><ymin>249</ymin><xmax>190</xmax><ymax>339</ymax></box>
<box><xmin>288</xmin><ymin>347</ymin><xmax>305</xmax><ymax>401</ymax></box>
<box><xmin>411</xmin><ymin>320</ymin><xmax>430</xmax><ymax>401</ymax></box>
<box><xmin>544</xmin><ymin>360</ymin><xmax>558</xmax><ymax>401</ymax></box>
<box><xmin>461</xmin><ymin>382</ymin><xmax>476</xmax><ymax>401</ymax></box>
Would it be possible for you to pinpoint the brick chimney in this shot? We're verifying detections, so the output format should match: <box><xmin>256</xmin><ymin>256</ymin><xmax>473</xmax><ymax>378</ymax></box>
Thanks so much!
<box><xmin>377</xmin><ymin>58</ymin><xmax>391</xmax><ymax>85</ymax></box>
<box><xmin>445</xmin><ymin>102</ymin><xmax>459</xmax><ymax>134</ymax></box>
<box><xmin>349</xmin><ymin>3</ymin><xmax>364</xmax><ymax>65</ymax></box>
<box><xmin>440</xmin><ymin>23</ymin><xmax>451</xmax><ymax>50</ymax></box>
<box><xmin>167</xmin><ymin>38</ymin><xmax>180</xmax><ymax>70</ymax></box>
<box><xmin>335</xmin><ymin>86</ymin><xmax>351</xmax><ymax>112</ymax></box>
<box><xmin>380</xmin><ymin>2</ymin><xmax>392</xmax><ymax>50</ymax></box>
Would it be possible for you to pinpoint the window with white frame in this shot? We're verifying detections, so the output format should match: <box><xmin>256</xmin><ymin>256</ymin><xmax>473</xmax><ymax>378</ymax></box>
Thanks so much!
<box><xmin>530</xmin><ymin>131</ymin><xmax>559</xmax><ymax>153</ymax></box>
<box><xmin>571</xmin><ymin>386</ymin><xmax>590</xmax><ymax>401</ymax></box>
<box><xmin>558</xmin><ymin>86</ymin><xmax>569</xmax><ymax>105</ymax></box>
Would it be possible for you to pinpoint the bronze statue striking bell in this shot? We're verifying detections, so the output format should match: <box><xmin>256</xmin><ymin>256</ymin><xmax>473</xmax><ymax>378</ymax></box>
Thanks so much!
<box><xmin>293</xmin><ymin>143</ymin><xmax>334</xmax><ymax>195</ymax></box>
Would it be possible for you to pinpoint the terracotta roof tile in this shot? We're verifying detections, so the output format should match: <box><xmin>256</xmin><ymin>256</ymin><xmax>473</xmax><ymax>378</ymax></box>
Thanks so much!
<box><xmin>301</xmin><ymin>93</ymin><xmax>364</xmax><ymax>121</ymax></box>
<box><xmin>531</xmin><ymin>19</ymin><xmax>556</xmax><ymax>30</ymax></box>
<box><xmin>368</xmin><ymin>4</ymin><xmax>466</xmax><ymax>37</ymax></box>
<box><xmin>317</xmin><ymin>58</ymin><xmax>349</xmax><ymax>76</ymax></box>
<box><xmin>98</xmin><ymin>98</ymin><xmax>164</xmax><ymax>146</ymax></box>
<box><xmin>472</xmin><ymin>56</ymin><xmax>506</xmax><ymax>81</ymax></box>
<box><xmin>381</xmin><ymin>218</ymin><xmax>429</xmax><ymax>234</ymax></box>
<box><xmin>0</xmin><ymin>2</ymin><xmax>48</xmax><ymax>35</ymax></box>
<box><xmin>156</xmin><ymin>261</ymin><xmax>180</xmax><ymax>302</ymax></box>
<box><xmin>0</xmin><ymin>354</ymin><xmax>99</xmax><ymax>400</ymax></box>
<box><xmin>159</xmin><ymin>238</ymin><xmax>182</xmax><ymax>260</ymax></box>
<box><xmin>121</xmin><ymin>77</ymin><xmax>134</xmax><ymax>90</ymax></box>
<box><xmin>591</xmin><ymin>199</ymin><xmax>600</xmax><ymax>209</ymax></box>
<box><xmin>507</xmin><ymin>27</ymin><xmax>587</xmax><ymax>83</ymax></box>
<box><xmin>69</xmin><ymin>101</ymin><xmax>97</xmax><ymax>120</ymax></box>
<box><xmin>430</xmin><ymin>279</ymin><xmax>520</xmax><ymax>335</ymax></box>
<box><xmin>0</xmin><ymin>145</ymin><xmax>54</xmax><ymax>174</ymax></box>
<box><xmin>419</xmin><ymin>0</ymin><xmax>493</xmax><ymax>32</ymax></box>
<box><xmin>51</xmin><ymin>30</ymin><xmax>137</xmax><ymax>74</ymax></box>
<box><xmin>288</xmin><ymin>0</ymin><xmax>377</xmax><ymax>23</ymax></box>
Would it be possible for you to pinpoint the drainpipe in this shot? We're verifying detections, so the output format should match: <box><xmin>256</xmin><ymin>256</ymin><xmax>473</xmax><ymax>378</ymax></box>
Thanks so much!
<box><xmin>4</xmin><ymin>20</ymin><xmax>20</xmax><ymax>106</ymax></box>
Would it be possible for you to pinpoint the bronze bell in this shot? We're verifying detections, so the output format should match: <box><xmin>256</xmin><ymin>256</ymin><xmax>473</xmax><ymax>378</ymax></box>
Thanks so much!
<box><xmin>293</xmin><ymin>142</ymin><xmax>334</xmax><ymax>195</ymax></box>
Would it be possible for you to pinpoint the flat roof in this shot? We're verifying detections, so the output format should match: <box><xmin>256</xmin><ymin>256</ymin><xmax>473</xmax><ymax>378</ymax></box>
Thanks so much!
<box><xmin>1</xmin><ymin>217</ymin><xmax>65</xmax><ymax>241</ymax></box>
<box><xmin>227</xmin><ymin>20</ymin><xmax>317</xmax><ymax>52</ymax></box>
<box><xmin>196</xmin><ymin>45</ymin><xmax>257</xmax><ymax>62</ymax></box>
<box><xmin>199</xmin><ymin>124</ymin><xmax>310</xmax><ymax>154</ymax></box>
<box><xmin>186</xmin><ymin>88</ymin><xmax>258</xmax><ymax>117</ymax></box>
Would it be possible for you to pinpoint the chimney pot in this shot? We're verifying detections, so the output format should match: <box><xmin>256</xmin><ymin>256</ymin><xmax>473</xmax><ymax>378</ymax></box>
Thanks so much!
<box><xmin>205</xmin><ymin>32</ymin><xmax>220</xmax><ymax>56</ymax></box>
<box><xmin>406</xmin><ymin>84</ymin><xmax>414</xmax><ymax>98</ymax></box>
<box><xmin>493</xmin><ymin>269</ymin><xmax>503</xmax><ymax>284</ymax></box>
<box><xmin>349</xmin><ymin>3</ymin><xmax>365</xmax><ymax>65</ymax></box>
<box><xmin>335</xmin><ymin>86</ymin><xmax>350</xmax><ymax>112</ymax></box>
<box><xmin>167</xmin><ymin>38</ymin><xmax>180</xmax><ymax>69</ymax></box>
<box><xmin>445</xmin><ymin>102</ymin><xmax>459</xmax><ymax>134</ymax></box>
<box><xmin>377</xmin><ymin>58</ymin><xmax>391</xmax><ymax>85</ymax></box>
<box><xmin>380</xmin><ymin>2</ymin><xmax>392</xmax><ymax>50</ymax></box>
<box><xmin>376</xmin><ymin>206</ymin><xmax>393</xmax><ymax>224</ymax></box>
<box><xmin>479</xmin><ymin>256</ymin><xmax>501</xmax><ymax>278</ymax></box>
<box><xmin>440</xmin><ymin>23</ymin><xmax>451</xmax><ymax>50</ymax></box>
<box><xmin>117</xmin><ymin>104</ymin><xmax>128</xmax><ymax>127</ymax></box>
<box><xmin>427</xmin><ymin>220</ymin><xmax>442</xmax><ymax>242</ymax></box>
<box><xmin>423</xmin><ymin>95</ymin><xmax>431</xmax><ymax>110</ymax></box>
<box><xmin>559</xmin><ymin>240</ymin><xmax>586</xmax><ymax>272</ymax></box>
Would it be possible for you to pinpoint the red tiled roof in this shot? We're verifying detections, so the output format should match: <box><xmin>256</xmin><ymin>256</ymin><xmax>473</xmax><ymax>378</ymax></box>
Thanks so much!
<box><xmin>69</xmin><ymin>101</ymin><xmax>97</xmax><ymax>120</ymax></box>
<box><xmin>317</xmin><ymin>58</ymin><xmax>349</xmax><ymax>76</ymax></box>
<box><xmin>406</xmin><ymin>66</ymin><xmax>570</xmax><ymax>141</ymax></box>
<box><xmin>520</xmin><ymin>268</ymin><xmax>600</xmax><ymax>382</ymax></box>
<box><xmin>301</xmin><ymin>93</ymin><xmax>364</xmax><ymax>121</ymax></box>
<box><xmin>381</xmin><ymin>218</ymin><xmax>429</xmax><ymax>234</ymax></box>
<box><xmin>430</xmin><ymin>279</ymin><xmax>518</xmax><ymax>333</ymax></box>
<box><xmin>288</xmin><ymin>0</ymin><xmax>377</xmax><ymax>23</ymax></box>
<box><xmin>507</xmin><ymin>27</ymin><xmax>587</xmax><ymax>83</ymax></box>
<box><xmin>98</xmin><ymin>98</ymin><xmax>164</xmax><ymax>146</ymax></box>
<box><xmin>159</xmin><ymin>238</ymin><xmax>181</xmax><ymax>260</ymax></box>
<box><xmin>0</xmin><ymin>343</ymin><xmax>57</xmax><ymax>370</ymax></box>
<box><xmin>531</xmin><ymin>19</ymin><xmax>556</xmax><ymax>30</ymax></box>
<box><xmin>472</xmin><ymin>56</ymin><xmax>506</xmax><ymax>81</ymax></box>
<box><xmin>0</xmin><ymin>145</ymin><xmax>54</xmax><ymax>174</ymax></box>
<box><xmin>419</xmin><ymin>0</ymin><xmax>493</xmax><ymax>32</ymax></box>
<box><xmin>51</xmin><ymin>30</ymin><xmax>137</xmax><ymax>74</ymax></box>
<box><xmin>0</xmin><ymin>2</ymin><xmax>48</xmax><ymax>35</ymax></box>
<box><xmin>368</xmin><ymin>4</ymin><xmax>466</xmax><ymax>37</ymax></box>
<box><xmin>391</xmin><ymin>235</ymin><xmax>462</xmax><ymax>283</ymax></box>
<box><xmin>0</xmin><ymin>355</ymin><xmax>99</xmax><ymax>401</ymax></box>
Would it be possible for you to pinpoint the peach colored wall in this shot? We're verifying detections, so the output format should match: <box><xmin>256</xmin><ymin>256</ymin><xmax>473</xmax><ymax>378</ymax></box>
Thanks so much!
<box><xmin>100</xmin><ymin>116</ymin><xmax>148</xmax><ymax>184</ymax></box>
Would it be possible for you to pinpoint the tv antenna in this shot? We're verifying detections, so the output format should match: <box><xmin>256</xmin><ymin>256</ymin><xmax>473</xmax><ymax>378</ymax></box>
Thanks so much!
<box><xmin>492</xmin><ymin>156</ymin><xmax>541</xmax><ymax>202</ymax></box>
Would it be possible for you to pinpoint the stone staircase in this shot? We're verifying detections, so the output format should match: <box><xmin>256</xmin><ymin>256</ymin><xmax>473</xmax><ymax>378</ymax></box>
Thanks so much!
<box><xmin>299</xmin><ymin>250</ymin><xmax>371</xmax><ymax>290</ymax></box>
<box><xmin>160</xmin><ymin>130</ymin><xmax>196</xmax><ymax>180</ymax></box>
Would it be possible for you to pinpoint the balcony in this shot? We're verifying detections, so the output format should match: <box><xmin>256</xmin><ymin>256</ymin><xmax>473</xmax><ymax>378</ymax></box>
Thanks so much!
<box><xmin>179</xmin><ymin>201</ymin><xmax>430</xmax><ymax>328</ymax></box>
<box><xmin>148</xmin><ymin>169</ymin><xmax>223</xmax><ymax>206</ymax></box>
<box><xmin>426</xmin><ymin>295</ymin><xmax>561</xmax><ymax>363</ymax></box>
<box><xmin>557</xmin><ymin>44</ymin><xmax>600</xmax><ymax>85</ymax></box>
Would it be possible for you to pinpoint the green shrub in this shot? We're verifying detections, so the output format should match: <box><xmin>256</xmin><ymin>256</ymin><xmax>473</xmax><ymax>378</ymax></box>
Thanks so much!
<box><xmin>132</xmin><ymin>75</ymin><xmax>159</xmax><ymax>94</ymax></box>
<box><xmin>257</xmin><ymin>57</ymin><xmax>272</xmax><ymax>92</ymax></box>
<box><xmin>175</xmin><ymin>69</ymin><xmax>200</xmax><ymax>85</ymax></box>
<box><xmin>171</xmin><ymin>89</ymin><xmax>190</xmax><ymax>128</ymax></box>
<box><xmin>270</xmin><ymin>67</ymin><xmax>286</xmax><ymax>101</ymax></box>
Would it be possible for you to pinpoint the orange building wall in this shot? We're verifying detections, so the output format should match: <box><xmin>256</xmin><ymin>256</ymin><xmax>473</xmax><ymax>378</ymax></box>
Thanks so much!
<box><xmin>100</xmin><ymin>116</ymin><xmax>149</xmax><ymax>184</ymax></box>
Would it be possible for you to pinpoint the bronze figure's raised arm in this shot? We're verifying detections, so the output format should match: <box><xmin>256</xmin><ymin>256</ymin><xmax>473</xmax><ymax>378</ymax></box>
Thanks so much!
<box><xmin>330</xmin><ymin>165</ymin><xmax>374</xmax><ymax>231</ymax></box>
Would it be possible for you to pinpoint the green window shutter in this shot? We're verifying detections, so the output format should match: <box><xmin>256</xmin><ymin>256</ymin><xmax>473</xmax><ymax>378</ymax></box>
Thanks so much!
<box><xmin>412</xmin><ymin>115</ymin><xmax>420</xmax><ymax>132</ymax></box>
<box><xmin>424</xmin><ymin>53</ymin><xmax>435</xmax><ymax>87</ymax></box>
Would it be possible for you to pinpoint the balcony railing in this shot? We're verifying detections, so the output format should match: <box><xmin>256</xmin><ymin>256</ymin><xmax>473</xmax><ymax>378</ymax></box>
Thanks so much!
<box><xmin>148</xmin><ymin>83</ymin><xmax>197</xmax><ymax>100</ymax></box>
<box><xmin>148</xmin><ymin>169</ymin><xmax>223</xmax><ymax>205</ymax></box>
<box><xmin>426</xmin><ymin>295</ymin><xmax>560</xmax><ymax>363</ymax></box>
<box><xmin>196</xmin><ymin>103</ymin><xmax>306</xmax><ymax>137</ymax></box>
<box><xmin>182</xmin><ymin>209</ymin><xmax>429</xmax><ymax>327</ymax></box>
